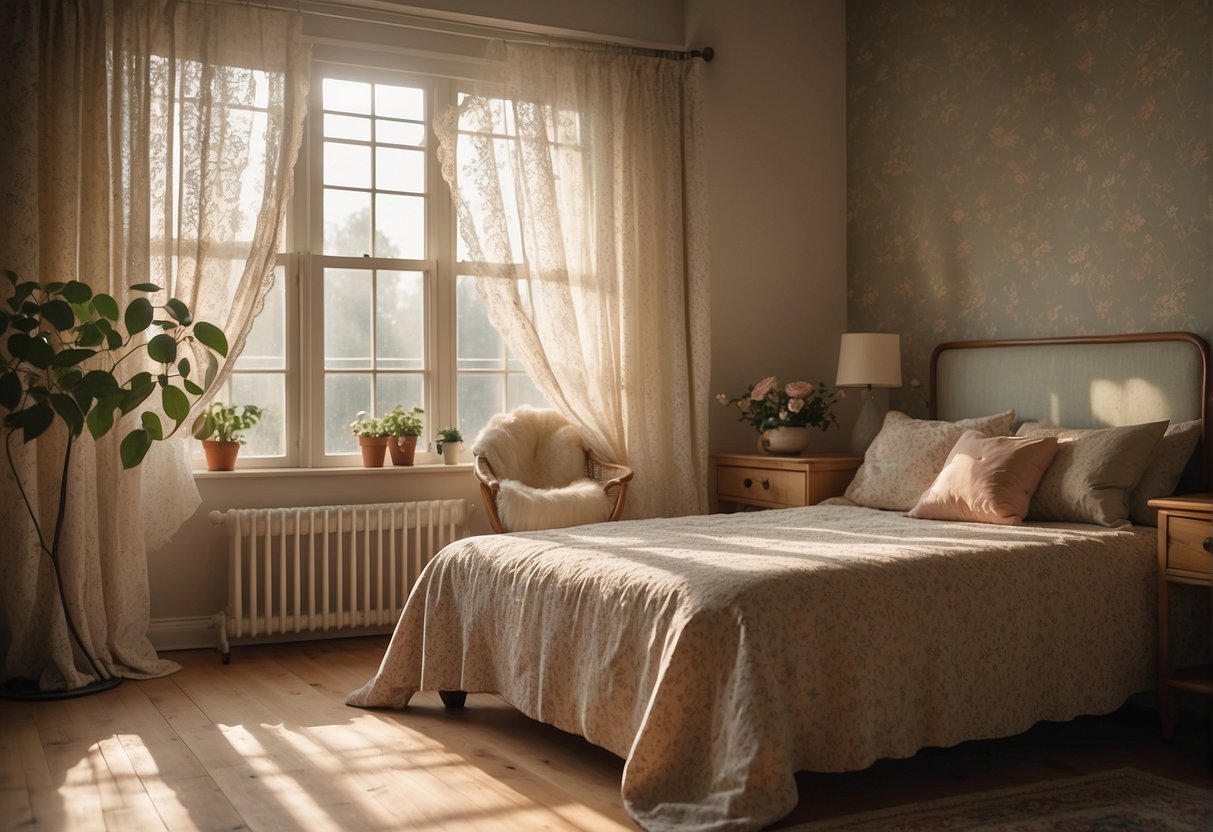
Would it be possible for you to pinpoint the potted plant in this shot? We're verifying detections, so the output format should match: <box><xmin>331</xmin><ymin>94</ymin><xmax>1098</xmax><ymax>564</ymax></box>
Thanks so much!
<box><xmin>350</xmin><ymin>411</ymin><xmax>391</xmax><ymax>467</ymax></box>
<box><xmin>0</xmin><ymin>271</ymin><xmax>228</xmax><ymax>698</ymax></box>
<box><xmin>381</xmin><ymin>404</ymin><xmax>424</xmax><ymax>466</ymax></box>
<box><xmin>435</xmin><ymin>426</ymin><xmax>463</xmax><ymax>465</ymax></box>
<box><xmin>191</xmin><ymin>402</ymin><xmax>263</xmax><ymax>471</ymax></box>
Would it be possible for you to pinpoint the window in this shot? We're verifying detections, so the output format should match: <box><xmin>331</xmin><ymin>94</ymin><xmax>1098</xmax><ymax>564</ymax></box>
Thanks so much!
<box><xmin>199</xmin><ymin>61</ymin><xmax>549</xmax><ymax>469</ymax></box>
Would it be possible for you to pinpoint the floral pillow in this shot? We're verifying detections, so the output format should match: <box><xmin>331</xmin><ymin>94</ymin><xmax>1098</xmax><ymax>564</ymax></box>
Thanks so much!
<box><xmin>844</xmin><ymin>410</ymin><xmax>1016</xmax><ymax>511</ymax></box>
<box><xmin>908</xmin><ymin>431</ymin><xmax>1060</xmax><ymax>525</ymax></box>
<box><xmin>1015</xmin><ymin>420</ymin><xmax>1169</xmax><ymax>526</ymax></box>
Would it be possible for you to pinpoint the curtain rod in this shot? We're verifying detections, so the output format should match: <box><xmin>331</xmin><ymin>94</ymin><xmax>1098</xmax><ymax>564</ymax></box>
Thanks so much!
<box><xmin>214</xmin><ymin>0</ymin><xmax>714</xmax><ymax>62</ymax></box>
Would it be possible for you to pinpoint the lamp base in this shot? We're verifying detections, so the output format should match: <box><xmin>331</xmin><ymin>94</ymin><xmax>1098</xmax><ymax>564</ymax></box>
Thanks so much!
<box><xmin>849</xmin><ymin>388</ymin><xmax>882</xmax><ymax>455</ymax></box>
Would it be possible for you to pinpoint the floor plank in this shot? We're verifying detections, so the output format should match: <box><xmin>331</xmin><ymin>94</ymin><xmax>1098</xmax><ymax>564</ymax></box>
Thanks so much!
<box><xmin>2</xmin><ymin>636</ymin><xmax>1209</xmax><ymax>832</ymax></box>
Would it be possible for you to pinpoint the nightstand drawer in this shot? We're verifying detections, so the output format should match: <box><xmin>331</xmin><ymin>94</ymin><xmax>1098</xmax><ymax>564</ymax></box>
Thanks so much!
<box><xmin>1165</xmin><ymin>515</ymin><xmax>1211</xmax><ymax>575</ymax></box>
<box><xmin>717</xmin><ymin>465</ymin><xmax>805</xmax><ymax>506</ymax></box>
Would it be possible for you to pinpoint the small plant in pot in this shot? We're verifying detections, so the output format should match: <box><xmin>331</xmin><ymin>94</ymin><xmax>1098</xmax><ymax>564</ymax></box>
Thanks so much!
<box><xmin>350</xmin><ymin>411</ymin><xmax>391</xmax><ymax>467</ymax></box>
<box><xmin>435</xmin><ymin>426</ymin><xmax>463</xmax><ymax>465</ymax></box>
<box><xmin>381</xmin><ymin>404</ymin><xmax>423</xmax><ymax>466</ymax></box>
<box><xmin>192</xmin><ymin>402</ymin><xmax>263</xmax><ymax>471</ymax></box>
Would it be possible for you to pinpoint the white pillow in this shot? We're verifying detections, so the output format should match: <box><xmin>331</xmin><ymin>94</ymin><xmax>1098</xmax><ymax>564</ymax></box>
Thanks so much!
<box><xmin>497</xmin><ymin>478</ymin><xmax>614</xmax><ymax>532</ymax></box>
<box><xmin>844</xmin><ymin>410</ymin><xmax>1016</xmax><ymax>511</ymax></box>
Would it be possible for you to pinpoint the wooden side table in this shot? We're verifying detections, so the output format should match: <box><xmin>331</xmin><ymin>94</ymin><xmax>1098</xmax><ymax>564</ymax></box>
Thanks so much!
<box><xmin>711</xmin><ymin>453</ymin><xmax>863</xmax><ymax>512</ymax></box>
<box><xmin>1149</xmin><ymin>493</ymin><xmax>1212</xmax><ymax>739</ymax></box>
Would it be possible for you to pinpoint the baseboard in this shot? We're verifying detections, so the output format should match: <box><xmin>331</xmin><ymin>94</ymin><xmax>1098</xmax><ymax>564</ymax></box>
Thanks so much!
<box><xmin>148</xmin><ymin>616</ymin><xmax>218</xmax><ymax>652</ymax></box>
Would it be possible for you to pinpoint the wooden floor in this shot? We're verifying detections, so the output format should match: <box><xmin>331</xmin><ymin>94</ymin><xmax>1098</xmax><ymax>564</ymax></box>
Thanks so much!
<box><xmin>2</xmin><ymin>637</ymin><xmax>1210</xmax><ymax>831</ymax></box>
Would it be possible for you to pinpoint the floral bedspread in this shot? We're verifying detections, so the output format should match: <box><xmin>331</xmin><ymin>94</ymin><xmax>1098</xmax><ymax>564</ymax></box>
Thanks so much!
<box><xmin>347</xmin><ymin>503</ymin><xmax>1155</xmax><ymax>832</ymax></box>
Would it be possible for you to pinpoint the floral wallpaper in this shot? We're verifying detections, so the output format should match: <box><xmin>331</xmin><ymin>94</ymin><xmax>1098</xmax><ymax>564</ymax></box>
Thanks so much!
<box><xmin>846</xmin><ymin>0</ymin><xmax>1212</xmax><ymax>409</ymax></box>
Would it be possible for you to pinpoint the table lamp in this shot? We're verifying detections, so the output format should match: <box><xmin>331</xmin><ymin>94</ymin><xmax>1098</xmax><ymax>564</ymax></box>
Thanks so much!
<box><xmin>836</xmin><ymin>332</ymin><xmax>902</xmax><ymax>455</ymax></box>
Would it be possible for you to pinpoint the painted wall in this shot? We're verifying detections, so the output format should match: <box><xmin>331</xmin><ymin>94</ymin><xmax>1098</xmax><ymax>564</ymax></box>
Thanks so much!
<box><xmin>686</xmin><ymin>0</ymin><xmax>852</xmax><ymax>455</ymax></box>
<box><xmin>847</xmin><ymin>0</ymin><xmax>1213</xmax><ymax>410</ymax></box>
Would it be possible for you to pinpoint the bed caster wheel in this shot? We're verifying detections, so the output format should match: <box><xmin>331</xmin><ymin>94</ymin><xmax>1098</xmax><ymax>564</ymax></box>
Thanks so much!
<box><xmin>221</xmin><ymin>652</ymin><xmax>231</xmax><ymax>665</ymax></box>
<box><xmin>439</xmin><ymin>690</ymin><xmax>467</xmax><ymax>709</ymax></box>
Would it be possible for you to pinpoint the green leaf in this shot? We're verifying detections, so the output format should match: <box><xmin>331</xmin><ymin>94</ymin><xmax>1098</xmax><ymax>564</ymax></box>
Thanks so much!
<box><xmin>57</xmin><ymin>367</ymin><xmax>83</xmax><ymax>388</ymax></box>
<box><xmin>52</xmin><ymin>348</ymin><xmax>94</xmax><ymax>369</ymax></box>
<box><xmin>119</xmin><ymin>381</ymin><xmax>155</xmax><ymax>415</ymax></box>
<box><xmin>162</xmin><ymin>384</ymin><xmax>189</xmax><ymax>425</ymax></box>
<box><xmin>191</xmin><ymin>412</ymin><xmax>215</xmax><ymax>440</ymax></box>
<box><xmin>147</xmin><ymin>332</ymin><xmax>177</xmax><ymax>364</ymax></box>
<box><xmin>129</xmin><ymin>282</ymin><xmax>161</xmax><ymax>293</ymax></box>
<box><xmin>82</xmin><ymin>370</ymin><xmax>120</xmax><ymax>397</ymax></box>
<box><xmin>50</xmin><ymin>393</ymin><xmax>84</xmax><ymax>435</ymax></box>
<box><xmin>70</xmin><ymin>301</ymin><xmax>91</xmax><ymax>321</ymax></box>
<box><xmin>0</xmin><ymin>310</ymin><xmax>7</xmax><ymax>337</ymax></box>
<box><xmin>61</xmin><ymin>281</ymin><xmax>92</xmax><ymax>303</ymax></box>
<box><xmin>183</xmin><ymin>379</ymin><xmax>203</xmax><ymax>396</ymax></box>
<box><xmin>69</xmin><ymin>383</ymin><xmax>92</xmax><ymax>417</ymax></box>
<box><xmin>192</xmin><ymin>321</ymin><xmax>229</xmax><ymax>358</ymax></box>
<box><xmin>105</xmin><ymin>330</ymin><xmax>123</xmax><ymax>350</ymax></box>
<box><xmin>4</xmin><ymin>270</ymin><xmax>16</xmax><ymax>285</ymax></box>
<box><xmin>92</xmin><ymin>293</ymin><xmax>120</xmax><ymax>321</ymax></box>
<box><xmin>120</xmin><ymin>428</ymin><xmax>153</xmax><ymax>469</ymax></box>
<box><xmin>130</xmin><ymin>371</ymin><xmax>152</xmax><ymax>389</ymax></box>
<box><xmin>157</xmin><ymin>373</ymin><xmax>169</xmax><ymax>388</ymax></box>
<box><xmin>177</xmin><ymin>358</ymin><xmax>191</xmax><ymax>378</ymax></box>
<box><xmin>164</xmin><ymin>298</ymin><xmax>193</xmax><ymax>325</ymax></box>
<box><xmin>7</xmin><ymin>331</ymin><xmax>32</xmax><ymax>360</ymax></box>
<box><xmin>141</xmin><ymin>410</ymin><xmax>164</xmax><ymax>440</ymax></box>
<box><xmin>10</xmin><ymin>317</ymin><xmax>38</xmax><ymax>333</ymax></box>
<box><xmin>40</xmin><ymin>300</ymin><xmax>74</xmax><ymax>331</ymax></box>
<box><xmin>75</xmin><ymin>321</ymin><xmax>104</xmax><ymax>347</ymax></box>
<box><xmin>45</xmin><ymin>281</ymin><xmax>65</xmax><ymax>293</ymax></box>
<box><xmin>26</xmin><ymin>336</ymin><xmax>54</xmax><ymax>370</ymax></box>
<box><xmin>86</xmin><ymin>398</ymin><xmax>118</xmax><ymax>438</ymax></box>
<box><xmin>0</xmin><ymin>371</ymin><xmax>21</xmax><ymax>410</ymax></box>
<box><xmin>124</xmin><ymin>297</ymin><xmax>154</xmax><ymax>335</ymax></box>
<box><xmin>19</xmin><ymin>402</ymin><xmax>55</xmax><ymax>442</ymax></box>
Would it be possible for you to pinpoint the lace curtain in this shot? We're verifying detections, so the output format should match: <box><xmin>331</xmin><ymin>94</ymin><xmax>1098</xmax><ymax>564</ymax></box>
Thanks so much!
<box><xmin>436</xmin><ymin>43</ymin><xmax>711</xmax><ymax>518</ymax></box>
<box><xmin>0</xmin><ymin>0</ymin><xmax>307</xmax><ymax>690</ymax></box>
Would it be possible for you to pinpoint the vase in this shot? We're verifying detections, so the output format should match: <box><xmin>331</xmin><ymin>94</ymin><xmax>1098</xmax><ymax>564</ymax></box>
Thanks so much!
<box><xmin>359</xmin><ymin>436</ymin><xmax>390</xmax><ymax>467</ymax></box>
<box><xmin>202</xmin><ymin>440</ymin><xmax>241</xmax><ymax>471</ymax></box>
<box><xmin>388</xmin><ymin>435</ymin><xmax>418</xmax><ymax>466</ymax></box>
<box><xmin>758</xmin><ymin>426</ymin><xmax>812</xmax><ymax>455</ymax></box>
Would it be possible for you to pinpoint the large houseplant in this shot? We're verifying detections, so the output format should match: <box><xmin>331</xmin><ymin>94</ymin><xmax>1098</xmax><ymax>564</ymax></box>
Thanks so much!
<box><xmin>0</xmin><ymin>271</ymin><xmax>228</xmax><ymax>698</ymax></box>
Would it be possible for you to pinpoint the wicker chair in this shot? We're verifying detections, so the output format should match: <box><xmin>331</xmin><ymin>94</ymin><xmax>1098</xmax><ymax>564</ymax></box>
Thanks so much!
<box><xmin>472</xmin><ymin>409</ymin><xmax>634</xmax><ymax>534</ymax></box>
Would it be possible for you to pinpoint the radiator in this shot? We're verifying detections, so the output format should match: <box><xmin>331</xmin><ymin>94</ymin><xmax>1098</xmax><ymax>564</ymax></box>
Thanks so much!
<box><xmin>208</xmin><ymin>499</ymin><xmax>475</xmax><ymax>662</ymax></box>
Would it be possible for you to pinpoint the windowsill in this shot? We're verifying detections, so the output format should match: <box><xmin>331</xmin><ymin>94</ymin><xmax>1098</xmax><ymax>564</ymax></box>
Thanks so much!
<box><xmin>193</xmin><ymin>463</ymin><xmax>473</xmax><ymax>480</ymax></box>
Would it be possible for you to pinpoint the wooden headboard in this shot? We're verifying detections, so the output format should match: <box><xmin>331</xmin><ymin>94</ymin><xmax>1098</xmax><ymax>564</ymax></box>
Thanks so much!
<box><xmin>930</xmin><ymin>332</ymin><xmax>1211</xmax><ymax>488</ymax></box>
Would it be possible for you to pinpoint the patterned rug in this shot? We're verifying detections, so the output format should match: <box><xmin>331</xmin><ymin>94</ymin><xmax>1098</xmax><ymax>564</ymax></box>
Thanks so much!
<box><xmin>793</xmin><ymin>768</ymin><xmax>1212</xmax><ymax>831</ymax></box>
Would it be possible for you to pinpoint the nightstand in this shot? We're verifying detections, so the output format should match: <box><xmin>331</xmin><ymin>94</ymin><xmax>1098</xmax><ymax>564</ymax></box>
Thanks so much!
<box><xmin>711</xmin><ymin>453</ymin><xmax>863</xmax><ymax>512</ymax></box>
<box><xmin>1149</xmin><ymin>493</ymin><xmax>1212</xmax><ymax>740</ymax></box>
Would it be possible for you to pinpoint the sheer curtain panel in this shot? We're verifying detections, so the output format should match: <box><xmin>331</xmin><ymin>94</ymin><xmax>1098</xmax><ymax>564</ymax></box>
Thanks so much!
<box><xmin>437</xmin><ymin>43</ymin><xmax>711</xmax><ymax>519</ymax></box>
<box><xmin>0</xmin><ymin>0</ymin><xmax>307</xmax><ymax>691</ymax></box>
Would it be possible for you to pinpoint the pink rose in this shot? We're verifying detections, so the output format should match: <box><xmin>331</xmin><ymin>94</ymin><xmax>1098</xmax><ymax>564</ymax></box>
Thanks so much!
<box><xmin>784</xmin><ymin>381</ymin><xmax>814</xmax><ymax>399</ymax></box>
<box><xmin>787</xmin><ymin>398</ymin><xmax>805</xmax><ymax>413</ymax></box>
<box><xmin>750</xmin><ymin>376</ymin><xmax>778</xmax><ymax>401</ymax></box>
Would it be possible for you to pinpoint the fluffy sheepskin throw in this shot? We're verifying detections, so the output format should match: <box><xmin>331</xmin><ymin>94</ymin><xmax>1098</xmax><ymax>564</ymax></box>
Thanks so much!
<box><xmin>473</xmin><ymin>407</ymin><xmax>613</xmax><ymax>532</ymax></box>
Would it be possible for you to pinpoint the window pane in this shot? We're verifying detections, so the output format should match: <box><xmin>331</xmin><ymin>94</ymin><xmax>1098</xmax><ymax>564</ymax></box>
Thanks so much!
<box><xmin>324</xmin><ymin>78</ymin><xmax>371</xmax><ymax>115</ymax></box>
<box><xmin>376</xmin><ymin>374</ymin><xmax>425</xmax><ymax>426</ymax></box>
<box><xmin>458</xmin><ymin>374</ymin><xmax>503</xmax><ymax>447</ymax></box>
<box><xmin>324</xmin><ymin>142</ymin><xmax>371</xmax><ymax>188</ymax></box>
<box><xmin>324</xmin><ymin>189</ymin><xmax>371</xmax><ymax>256</ymax></box>
<box><xmin>376</xmin><ymin>147</ymin><xmax>424</xmax><ymax>194</ymax></box>
<box><xmin>235</xmin><ymin>263</ymin><xmax>285</xmax><ymax>370</ymax></box>
<box><xmin>375</xmin><ymin>84</ymin><xmax>423</xmax><ymax>121</ymax></box>
<box><xmin>456</xmin><ymin>275</ymin><xmax>503</xmax><ymax>370</ymax></box>
<box><xmin>325</xmin><ymin>374</ymin><xmax>370</xmax><ymax>455</ymax></box>
<box><xmin>375</xmin><ymin>193</ymin><xmax>424</xmax><ymax>259</ymax></box>
<box><xmin>376</xmin><ymin>270</ymin><xmax>424</xmax><ymax>370</ymax></box>
<box><xmin>325</xmin><ymin>113</ymin><xmax>371</xmax><ymax>141</ymax></box>
<box><xmin>324</xmin><ymin>268</ymin><xmax>372</xmax><ymax>370</ymax></box>
<box><xmin>229</xmin><ymin>373</ymin><xmax>285</xmax><ymax>457</ymax></box>
<box><xmin>376</xmin><ymin>120</ymin><xmax>424</xmax><ymax>147</ymax></box>
<box><xmin>507</xmin><ymin>373</ymin><xmax>548</xmax><ymax>412</ymax></box>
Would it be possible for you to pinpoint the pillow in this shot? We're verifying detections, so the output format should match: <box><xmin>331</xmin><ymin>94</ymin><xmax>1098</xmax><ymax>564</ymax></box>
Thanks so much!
<box><xmin>1015</xmin><ymin>420</ymin><xmax>1168</xmax><ymax>526</ymax></box>
<box><xmin>1129</xmin><ymin>419</ymin><xmax>1203</xmax><ymax>526</ymax></box>
<box><xmin>844</xmin><ymin>410</ymin><xmax>1016</xmax><ymax>511</ymax></box>
<box><xmin>908</xmin><ymin>431</ymin><xmax>1060</xmax><ymax>525</ymax></box>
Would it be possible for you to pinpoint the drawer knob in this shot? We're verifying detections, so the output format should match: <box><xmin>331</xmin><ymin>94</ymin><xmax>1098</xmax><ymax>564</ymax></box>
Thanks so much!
<box><xmin>741</xmin><ymin>477</ymin><xmax>771</xmax><ymax>490</ymax></box>
<box><xmin>1204</xmin><ymin>536</ymin><xmax>1212</xmax><ymax>554</ymax></box>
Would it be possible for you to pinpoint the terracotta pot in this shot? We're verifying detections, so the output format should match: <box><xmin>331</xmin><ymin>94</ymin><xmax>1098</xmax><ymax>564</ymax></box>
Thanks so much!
<box><xmin>202</xmin><ymin>440</ymin><xmax>241</xmax><ymax>471</ymax></box>
<box><xmin>358</xmin><ymin>435</ymin><xmax>390</xmax><ymax>467</ymax></box>
<box><xmin>388</xmin><ymin>434</ymin><xmax>418</xmax><ymax>466</ymax></box>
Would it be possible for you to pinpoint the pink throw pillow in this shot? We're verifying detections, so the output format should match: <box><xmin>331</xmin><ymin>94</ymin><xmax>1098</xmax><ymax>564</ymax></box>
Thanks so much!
<box><xmin>908</xmin><ymin>431</ymin><xmax>1060</xmax><ymax>525</ymax></box>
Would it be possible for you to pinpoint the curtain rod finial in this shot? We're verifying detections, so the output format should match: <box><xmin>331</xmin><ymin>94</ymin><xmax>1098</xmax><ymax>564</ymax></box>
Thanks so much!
<box><xmin>697</xmin><ymin>46</ymin><xmax>714</xmax><ymax>62</ymax></box>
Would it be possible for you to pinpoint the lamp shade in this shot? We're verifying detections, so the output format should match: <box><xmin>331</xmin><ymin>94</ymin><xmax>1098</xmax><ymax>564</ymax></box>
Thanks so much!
<box><xmin>835</xmin><ymin>332</ymin><xmax>902</xmax><ymax>388</ymax></box>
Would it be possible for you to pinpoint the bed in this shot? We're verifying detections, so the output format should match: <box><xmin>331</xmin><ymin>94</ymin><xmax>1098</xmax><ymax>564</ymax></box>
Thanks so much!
<box><xmin>348</xmin><ymin>333</ymin><xmax>1211</xmax><ymax>832</ymax></box>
